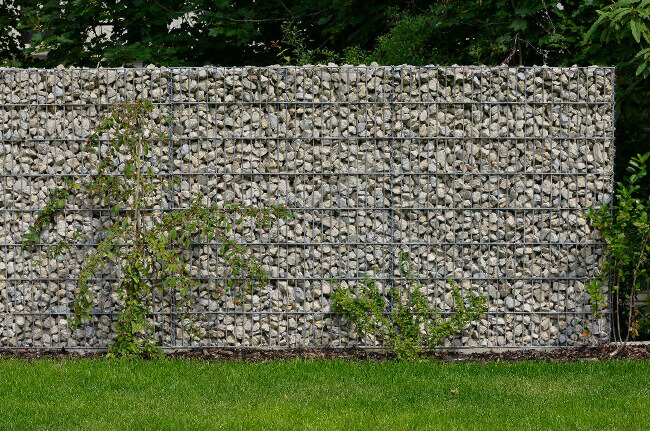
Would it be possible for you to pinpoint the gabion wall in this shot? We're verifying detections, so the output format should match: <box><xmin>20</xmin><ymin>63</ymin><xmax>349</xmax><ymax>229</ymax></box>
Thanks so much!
<box><xmin>0</xmin><ymin>66</ymin><xmax>614</xmax><ymax>349</ymax></box>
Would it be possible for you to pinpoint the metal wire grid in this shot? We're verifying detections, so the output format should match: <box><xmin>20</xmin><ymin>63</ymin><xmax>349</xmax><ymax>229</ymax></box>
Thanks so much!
<box><xmin>0</xmin><ymin>66</ymin><xmax>614</xmax><ymax>349</ymax></box>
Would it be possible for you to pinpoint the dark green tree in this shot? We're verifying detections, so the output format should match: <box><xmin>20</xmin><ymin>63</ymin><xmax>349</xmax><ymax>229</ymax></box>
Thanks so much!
<box><xmin>16</xmin><ymin>0</ymin><xmax>195</xmax><ymax>66</ymax></box>
<box><xmin>10</xmin><ymin>0</ymin><xmax>426</xmax><ymax>67</ymax></box>
<box><xmin>0</xmin><ymin>0</ymin><xmax>22</xmax><ymax>64</ymax></box>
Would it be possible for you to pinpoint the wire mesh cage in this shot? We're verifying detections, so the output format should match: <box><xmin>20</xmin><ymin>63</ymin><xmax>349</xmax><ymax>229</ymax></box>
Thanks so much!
<box><xmin>0</xmin><ymin>66</ymin><xmax>614</xmax><ymax>349</ymax></box>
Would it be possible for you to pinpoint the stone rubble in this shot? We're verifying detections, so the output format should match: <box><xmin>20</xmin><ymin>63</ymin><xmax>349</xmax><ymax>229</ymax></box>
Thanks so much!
<box><xmin>0</xmin><ymin>66</ymin><xmax>614</xmax><ymax>348</ymax></box>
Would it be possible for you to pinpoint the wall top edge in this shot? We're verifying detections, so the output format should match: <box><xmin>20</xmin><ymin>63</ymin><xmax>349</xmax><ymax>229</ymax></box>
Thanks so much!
<box><xmin>0</xmin><ymin>65</ymin><xmax>616</xmax><ymax>72</ymax></box>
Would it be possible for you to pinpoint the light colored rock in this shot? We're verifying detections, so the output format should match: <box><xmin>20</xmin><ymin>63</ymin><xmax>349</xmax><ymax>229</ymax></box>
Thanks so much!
<box><xmin>0</xmin><ymin>65</ymin><xmax>613</xmax><ymax>349</ymax></box>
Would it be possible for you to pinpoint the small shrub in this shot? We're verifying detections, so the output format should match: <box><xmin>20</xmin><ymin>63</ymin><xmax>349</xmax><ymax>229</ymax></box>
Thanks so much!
<box><xmin>332</xmin><ymin>252</ymin><xmax>487</xmax><ymax>360</ymax></box>
<box><xmin>587</xmin><ymin>152</ymin><xmax>650</xmax><ymax>344</ymax></box>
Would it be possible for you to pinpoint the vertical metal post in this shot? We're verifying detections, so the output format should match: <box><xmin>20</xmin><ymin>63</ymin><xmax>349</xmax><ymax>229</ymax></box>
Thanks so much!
<box><xmin>167</xmin><ymin>67</ymin><xmax>177</xmax><ymax>347</ymax></box>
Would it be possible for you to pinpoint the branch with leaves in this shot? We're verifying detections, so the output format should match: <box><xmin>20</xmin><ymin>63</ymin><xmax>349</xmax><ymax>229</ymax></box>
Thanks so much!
<box><xmin>23</xmin><ymin>100</ymin><xmax>290</xmax><ymax>358</ymax></box>
<box><xmin>587</xmin><ymin>0</ymin><xmax>650</xmax><ymax>76</ymax></box>
<box><xmin>587</xmin><ymin>152</ymin><xmax>650</xmax><ymax>351</ymax></box>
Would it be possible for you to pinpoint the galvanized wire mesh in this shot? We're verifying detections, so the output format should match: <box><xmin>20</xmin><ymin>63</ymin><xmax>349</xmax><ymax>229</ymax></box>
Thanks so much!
<box><xmin>0</xmin><ymin>66</ymin><xmax>614</xmax><ymax>349</ymax></box>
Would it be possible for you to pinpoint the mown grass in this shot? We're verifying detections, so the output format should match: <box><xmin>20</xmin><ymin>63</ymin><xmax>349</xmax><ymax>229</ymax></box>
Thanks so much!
<box><xmin>0</xmin><ymin>358</ymin><xmax>648</xmax><ymax>430</ymax></box>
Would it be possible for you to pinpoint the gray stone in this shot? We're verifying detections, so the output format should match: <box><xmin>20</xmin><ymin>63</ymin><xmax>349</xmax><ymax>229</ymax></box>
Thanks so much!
<box><xmin>0</xmin><ymin>65</ymin><xmax>613</xmax><ymax>349</ymax></box>
<box><xmin>505</xmin><ymin>297</ymin><xmax>520</xmax><ymax>310</ymax></box>
<box><xmin>52</xmin><ymin>86</ymin><xmax>65</xmax><ymax>97</ymax></box>
<box><xmin>83</xmin><ymin>326</ymin><xmax>96</xmax><ymax>339</ymax></box>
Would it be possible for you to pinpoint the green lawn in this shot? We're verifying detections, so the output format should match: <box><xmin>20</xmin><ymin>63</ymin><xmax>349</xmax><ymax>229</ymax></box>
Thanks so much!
<box><xmin>0</xmin><ymin>358</ymin><xmax>648</xmax><ymax>430</ymax></box>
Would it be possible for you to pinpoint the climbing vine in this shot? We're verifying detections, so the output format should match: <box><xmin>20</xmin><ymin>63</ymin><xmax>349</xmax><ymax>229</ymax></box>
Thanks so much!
<box><xmin>23</xmin><ymin>100</ymin><xmax>290</xmax><ymax>358</ymax></box>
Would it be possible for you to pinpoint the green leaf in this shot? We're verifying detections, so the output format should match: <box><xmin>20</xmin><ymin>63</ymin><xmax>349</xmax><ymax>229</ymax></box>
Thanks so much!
<box><xmin>631</xmin><ymin>19</ymin><xmax>641</xmax><ymax>43</ymax></box>
<box><xmin>514</xmin><ymin>5</ymin><xmax>534</xmax><ymax>17</ymax></box>
<box><xmin>125</xmin><ymin>161</ymin><xmax>135</xmax><ymax>178</ymax></box>
<box><xmin>510</xmin><ymin>18</ymin><xmax>528</xmax><ymax>31</ymax></box>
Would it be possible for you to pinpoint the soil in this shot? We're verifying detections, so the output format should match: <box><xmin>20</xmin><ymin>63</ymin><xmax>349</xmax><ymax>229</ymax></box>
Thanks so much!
<box><xmin>0</xmin><ymin>344</ymin><xmax>648</xmax><ymax>362</ymax></box>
